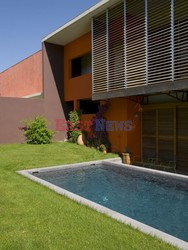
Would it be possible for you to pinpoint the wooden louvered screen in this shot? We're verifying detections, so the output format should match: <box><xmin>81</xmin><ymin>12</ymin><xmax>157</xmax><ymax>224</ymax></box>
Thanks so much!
<box><xmin>158</xmin><ymin>109</ymin><xmax>174</xmax><ymax>137</ymax></box>
<box><xmin>158</xmin><ymin>139</ymin><xmax>174</xmax><ymax>162</ymax></box>
<box><xmin>177</xmin><ymin>108</ymin><xmax>188</xmax><ymax>170</ymax></box>
<box><xmin>148</xmin><ymin>0</ymin><xmax>172</xmax><ymax>84</ymax></box>
<box><xmin>108</xmin><ymin>2</ymin><xmax>125</xmax><ymax>91</ymax></box>
<box><xmin>92</xmin><ymin>13</ymin><xmax>108</xmax><ymax>93</ymax></box>
<box><xmin>158</xmin><ymin>109</ymin><xmax>175</xmax><ymax>162</ymax></box>
<box><xmin>142</xmin><ymin>137</ymin><xmax>156</xmax><ymax>159</ymax></box>
<box><xmin>174</xmin><ymin>0</ymin><xmax>188</xmax><ymax>80</ymax></box>
<box><xmin>142</xmin><ymin>110</ymin><xmax>156</xmax><ymax>159</ymax></box>
<box><xmin>92</xmin><ymin>0</ymin><xmax>188</xmax><ymax>95</ymax></box>
<box><xmin>142</xmin><ymin>108</ymin><xmax>176</xmax><ymax>165</ymax></box>
<box><xmin>142</xmin><ymin>106</ymin><xmax>188</xmax><ymax>171</ymax></box>
<box><xmin>126</xmin><ymin>0</ymin><xmax>146</xmax><ymax>87</ymax></box>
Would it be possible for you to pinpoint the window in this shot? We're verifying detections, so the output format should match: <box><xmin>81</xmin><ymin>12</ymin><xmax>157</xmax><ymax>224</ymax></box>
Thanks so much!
<box><xmin>72</xmin><ymin>57</ymin><xmax>81</xmax><ymax>78</ymax></box>
<box><xmin>80</xmin><ymin>100</ymin><xmax>100</xmax><ymax>114</ymax></box>
<box><xmin>71</xmin><ymin>53</ymin><xmax>91</xmax><ymax>78</ymax></box>
<box><xmin>66</xmin><ymin>101</ymin><xmax>74</xmax><ymax>111</ymax></box>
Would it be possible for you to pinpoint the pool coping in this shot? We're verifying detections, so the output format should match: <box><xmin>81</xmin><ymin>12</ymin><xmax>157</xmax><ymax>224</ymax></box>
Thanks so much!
<box><xmin>17</xmin><ymin>158</ymin><xmax>188</xmax><ymax>250</ymax></box>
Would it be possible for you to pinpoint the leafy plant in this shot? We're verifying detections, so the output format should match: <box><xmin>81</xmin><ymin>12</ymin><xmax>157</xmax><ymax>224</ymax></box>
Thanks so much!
<box><xmin>87</xmin><ymin>104</ymin><xmax>110</xmax><ymax>151</ymax></box>
<box><xmin>99</xmin><ymin>144</ymin><xmax>107</xmax><ymax>153</ymax></box>
<box><xmin>22</xmin><ymin>116</ymin><xmax>54</xmax><ymax>144</ymax></box>
<box><xmin>67</xmin><ymin>110</ymin><xmax>82</xmax><ymax>143</ymax></box>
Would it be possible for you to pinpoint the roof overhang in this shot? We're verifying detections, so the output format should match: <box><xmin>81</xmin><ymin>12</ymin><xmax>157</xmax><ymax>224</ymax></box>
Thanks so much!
<box><xmin>92</xmin><ymin>79</ymin><xmax>188</xmax><ymax>100</ymax></box>
<box><xmin>42</xmin><ymin>0</ymin><xmax>120</xmax><ymax>46</ymax></box>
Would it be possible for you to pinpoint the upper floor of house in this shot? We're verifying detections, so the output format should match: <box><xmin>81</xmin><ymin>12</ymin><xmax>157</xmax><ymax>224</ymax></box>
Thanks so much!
<box><xmin>2</xmin><ymin>0</ymin><xmax>187</xmax><ymax>102</ymax></box>
<box><xmin>43</xmin><ymin>0</ymin><xmax>188</xmax><ymax>103</ymax></box>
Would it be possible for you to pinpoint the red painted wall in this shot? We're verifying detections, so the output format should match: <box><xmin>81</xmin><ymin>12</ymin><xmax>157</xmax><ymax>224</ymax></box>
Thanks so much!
<box><xmin>0</xmin><ymin>51</ymin><xmax>42</xmax><ymax>97</ymax></box>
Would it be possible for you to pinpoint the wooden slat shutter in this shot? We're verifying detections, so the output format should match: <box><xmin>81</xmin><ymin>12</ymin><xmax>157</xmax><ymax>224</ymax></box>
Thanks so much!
<box><xmin>142</xmin><ymin>110</ymin><xmax>156</xmax><ymax>158</ymax></box>
<box><xmin>148</xmin><ymin>0</ymin><xmax>172</xmax><ymax>84</ymax></box>
<box><xmin>93</xmin><ymin>13</ymin><xmax>108</xmax><ymax>94</ymax></box>
<box><xmin>126</xmin><ymin>0</ymin><xmax>146</xmax><ymax>87</ymax></box>
<box><xmin>174</xmin><ymin>0</ymin><xmax>188</xmax><ymax>80</ymax></box>
<box><xmin>92</xmin><ymin>0</ymin><xmax>188</xmax><ymax>96</ymax></box>
<box><xmin>108</xmin><ymin>2</ymin><xmax>125</xmax><ymax>91</ymax></box>
<box><xmin>158</xmin><ymin>109</ymin><xmax>174</xmax><ymax>162</ymax></box>
<box><xmin>177</xmin><ymin>107</ymin><xmax>188</xmax><ymax>170</ymax></box>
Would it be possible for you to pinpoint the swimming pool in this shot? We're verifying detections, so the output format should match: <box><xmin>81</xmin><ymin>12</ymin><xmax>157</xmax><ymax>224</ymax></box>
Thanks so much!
<box><xmin>18</xmin><ymin>159</ymin><xmax>188</xmax><ymax>249</ymax></box>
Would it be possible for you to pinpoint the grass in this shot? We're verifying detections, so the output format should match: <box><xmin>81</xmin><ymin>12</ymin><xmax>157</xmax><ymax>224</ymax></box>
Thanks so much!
<box><xmin>0</xmin><ymin>142</ymin><xmax>176</xmax><ymax>250</ymax></box>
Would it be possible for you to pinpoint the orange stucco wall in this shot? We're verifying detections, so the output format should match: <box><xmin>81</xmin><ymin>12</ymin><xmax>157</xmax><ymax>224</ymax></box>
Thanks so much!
<box><xmin>104</xmin><ymin>98</ymin><xmax>141</xmax><ymax>158</ymax></box>
<box><xmin>64</xmin><ymin>32</ymin><xmax>141</xmax><ymax>156</ymax></box>
<box><xmin>80</xmin><ymin>98</ymin><xmax>141</xmax><ymax>157</ymax></box>
<box><xmin>64</xmin><ymin>33</ymin><xmax>92</xmax><ymax>102</ymax></box>
<box><xmin>126</xmin><ymin>99</ymin><xmax>142</xmax><ymax>159</ymax></box>
<box><xmin>0</xmin><ymin>50</ymin><xmax>42</xmax><ymax>97</ymax></box>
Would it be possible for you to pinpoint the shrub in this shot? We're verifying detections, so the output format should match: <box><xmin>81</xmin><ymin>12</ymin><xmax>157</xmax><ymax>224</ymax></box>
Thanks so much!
<box><xmin>67</xmin><ymin>110</ymin><xmax>82</xmax><ymax>143</ymax></box>
<box><xmin>87</xmin><ymin>104</ymin><xmax>110</xmax><ymax>151</ymax></box>
<box><xmin>23</xmin><ymin>116</ymin><xmax>54</xmax><ymax>144</ymax></box>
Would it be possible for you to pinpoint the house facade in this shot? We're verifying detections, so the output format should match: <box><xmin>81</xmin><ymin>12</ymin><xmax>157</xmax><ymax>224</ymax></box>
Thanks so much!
<box><xmin>0</xmin><ymin>0</ymin><xmax>187</xmax><ymax>171</ymax></box>
<box><xmin>42</xmin><ymin>0</ymin><xmax>188</xmax><ymax>171</ymax></box>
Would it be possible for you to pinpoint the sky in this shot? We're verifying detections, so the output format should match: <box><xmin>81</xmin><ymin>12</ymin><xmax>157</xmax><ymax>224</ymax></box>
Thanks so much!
<box><xmin>0</xmin><ymin>0</ymin><xmax>100</xmax><ymax>72</ymax></box>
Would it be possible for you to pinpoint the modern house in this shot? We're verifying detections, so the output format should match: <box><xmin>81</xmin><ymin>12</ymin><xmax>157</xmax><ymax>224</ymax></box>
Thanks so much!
<box><xmin>42</xmin><ymin>0</ymin><xmax>188</xmax><ymax>171</ymax></box>
<box><xmin>1</xmin><ymin>0</ymin><xmax>188</xmax><ymax>171</ymax></box>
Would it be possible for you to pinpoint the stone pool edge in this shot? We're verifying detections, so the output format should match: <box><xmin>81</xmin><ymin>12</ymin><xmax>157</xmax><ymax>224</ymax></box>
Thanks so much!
<box><xmin>17</xmin><ymin>158</ymin><xmax>188</xmax><ymax>250</ymax></box>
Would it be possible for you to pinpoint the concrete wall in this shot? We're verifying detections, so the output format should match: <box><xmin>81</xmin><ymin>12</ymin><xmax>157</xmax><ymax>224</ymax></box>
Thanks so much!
<box><xmin>42</xmin><ymin>42</ymin><xmax>71</xmax><ymax>131</ymax></box>
<box><xmin>0</xmin><ymin>51</ymin><xmax>42</xmax><ymax>97</ymax></box>
<box><xmin>0</xmin><ymin>97</ymin><xmax>44</xmax><ymax>143</ymax></box>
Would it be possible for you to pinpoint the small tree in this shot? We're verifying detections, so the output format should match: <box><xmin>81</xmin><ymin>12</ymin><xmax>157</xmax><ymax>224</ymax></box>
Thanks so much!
<box><xmin>23</xmin><ymin>116</ymin><xmax>54</xmax><ymax>144</ymax></box>
<box><xmin>67</xmin><ymin>110</ymin><xmax>82</xmax><ymax>143</ymax></box>
<box><xmin>87</xmin><ymin>104</ymin><xmax>110</xmax><ymax>151</ymax></box>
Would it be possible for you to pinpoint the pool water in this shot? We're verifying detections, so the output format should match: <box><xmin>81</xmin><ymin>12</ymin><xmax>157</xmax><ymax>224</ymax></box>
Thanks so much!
<box><xmin>33</xmin><ymin>164</ymin><xmax>188</xmax><ymax>242</ymax></box>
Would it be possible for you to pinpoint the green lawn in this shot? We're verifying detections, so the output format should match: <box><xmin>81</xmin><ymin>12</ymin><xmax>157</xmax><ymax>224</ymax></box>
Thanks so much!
<box><xmin>0</xmin><ymin>142</ymin><xmax>176</xmax><ymax>250</ymax></box>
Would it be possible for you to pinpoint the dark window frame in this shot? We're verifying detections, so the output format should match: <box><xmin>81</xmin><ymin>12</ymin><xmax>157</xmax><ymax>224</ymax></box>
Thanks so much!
<box><xmin>71</xmin><ymin>52</ymin><xmax>91</xmax><ymax>79</ymax></box>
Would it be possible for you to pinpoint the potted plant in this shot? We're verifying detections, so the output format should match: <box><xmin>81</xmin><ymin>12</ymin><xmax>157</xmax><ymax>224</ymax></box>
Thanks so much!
<box><xmin>122</xmin><ymin>147</ymin><xmax>131</xmax><ymax>165</ymax></box>
<box><xmin>67</xmin><ymin>110</ymin><xmax>84</xmax><ymax>144</ymax></box>
<box><xmin>87</xmin><ymin>104</ymin><xmax>111</xmax><ymax>151</ymax></box>
<box><xmin>99</xmin><ymin>144</ymin><xmax>107</xmax><ymax>154</ymax></box>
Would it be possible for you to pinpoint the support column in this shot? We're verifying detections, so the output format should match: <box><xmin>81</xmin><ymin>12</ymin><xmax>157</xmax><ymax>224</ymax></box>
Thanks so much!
<box><xmin>74</xmin><ymin>99</ymin><xmax>80</xmax><ymax>110</ymax></box>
